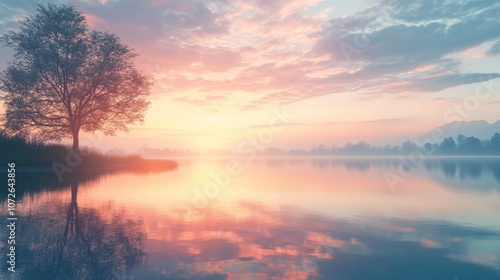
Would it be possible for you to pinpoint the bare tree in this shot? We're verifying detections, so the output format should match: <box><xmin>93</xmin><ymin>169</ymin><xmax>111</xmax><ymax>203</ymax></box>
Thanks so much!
<box><xmin>0</xmin><ymin>4</ymin><xmax>152</xmax><ymax>152</ymax></box>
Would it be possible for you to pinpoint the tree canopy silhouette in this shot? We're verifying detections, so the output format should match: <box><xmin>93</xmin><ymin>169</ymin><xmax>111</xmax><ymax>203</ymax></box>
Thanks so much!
<box><xmin>0</xmin><ymin>4</ymin><xmax>152</xmax><ymax>152</ymax></box>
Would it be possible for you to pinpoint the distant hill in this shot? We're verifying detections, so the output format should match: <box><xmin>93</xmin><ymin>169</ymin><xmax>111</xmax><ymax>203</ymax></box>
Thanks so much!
<box><xmin>420</xmin><ymin>120</ymin><xmax>500</xmax><ymax>141</ymax></box>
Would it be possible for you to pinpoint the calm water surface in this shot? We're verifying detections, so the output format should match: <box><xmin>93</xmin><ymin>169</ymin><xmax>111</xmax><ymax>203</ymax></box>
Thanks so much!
<box><xmin>2</xmin><ymin>158</ymin><xmax>500</xmax><ymax>279</ymax></box>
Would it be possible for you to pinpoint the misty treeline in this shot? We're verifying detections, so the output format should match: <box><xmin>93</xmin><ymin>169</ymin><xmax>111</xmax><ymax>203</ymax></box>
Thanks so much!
<box><xmin>134</xmin><ymin>133</ymin><xmax>500</xmax><ymax>157</ymax></box>
<box><xmin>268</xmin><ymin>133</ymin><xmax>500</xmax><ymax>156</ymax></box>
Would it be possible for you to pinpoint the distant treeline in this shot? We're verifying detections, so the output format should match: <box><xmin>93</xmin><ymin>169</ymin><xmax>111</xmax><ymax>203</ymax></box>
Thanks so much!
<box><xmin>135</xmin><ymin>133</ymin><xmax>500</xmax><ymax>157</ymax></box>
<box><xmin>279</xmin><ymin>133</ymin><xmax>500</xmax><ymax>156</ymax></box>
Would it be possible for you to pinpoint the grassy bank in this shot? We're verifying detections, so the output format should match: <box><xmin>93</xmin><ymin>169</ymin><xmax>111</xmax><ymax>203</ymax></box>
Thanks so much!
<box><xmin>0</xmin><ymin>132</ymin><xmax>177</xmax><ymax>172</ymax></box>
<box><xmin>0</xmin><ymin>132</ymin><xmax>178</xmax><ymax>198</ymax></box>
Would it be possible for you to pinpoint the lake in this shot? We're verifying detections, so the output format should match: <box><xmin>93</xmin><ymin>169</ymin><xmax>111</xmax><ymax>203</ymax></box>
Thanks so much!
<box><xmin>2</xmin><ymin>157</ymin><xmax>500</xmax><ymax>279</ymax></box>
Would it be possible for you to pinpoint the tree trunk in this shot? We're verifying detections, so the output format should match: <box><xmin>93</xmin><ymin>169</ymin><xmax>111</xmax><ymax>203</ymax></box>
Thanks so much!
<box><xmin>71</xmin><ymin>183</ymin><xmax>78</xmax><ymax>205</ymax></box>
<box><xmin>72</xmin><ymin>128</ymin><xmax>80</xmax><ymax>153</ymax></box>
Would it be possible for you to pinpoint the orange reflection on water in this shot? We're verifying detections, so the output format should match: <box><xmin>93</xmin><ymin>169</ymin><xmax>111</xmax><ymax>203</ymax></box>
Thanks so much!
<box><xmin>65</xmin><ymin>158</ymin><xmax>499</xmax><ymax>225</ymax></box>
<box><xmin>139</xmin><ymin>203</ymin><xmax>330</xmax><ymax>279</ymax></box>
<box><xmin>8</xmin><ymin>158</ymin><xmax>500</xmax><ymax>279</ymax></box>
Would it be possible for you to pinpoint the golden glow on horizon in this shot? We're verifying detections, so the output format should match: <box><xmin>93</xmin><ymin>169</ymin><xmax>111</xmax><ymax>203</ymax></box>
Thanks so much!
<box><xmin>19</xmin><ymin>160</ymin><xmax>500</xmax><ymax>224</ymax></box>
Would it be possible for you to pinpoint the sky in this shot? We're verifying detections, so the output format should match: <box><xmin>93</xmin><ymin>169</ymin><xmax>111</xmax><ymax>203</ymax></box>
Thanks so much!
<box><xmin>0</xmin><ymin>0</ymin><xmax>499</xmax><ymax>152</ymax></box>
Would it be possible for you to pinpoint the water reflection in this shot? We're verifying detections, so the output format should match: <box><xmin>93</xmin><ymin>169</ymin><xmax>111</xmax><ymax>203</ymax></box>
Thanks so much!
<box><xmin>7</xmin><ymin>183</ymin><xmax>146</xmax><ymax>280</ymax></box>
<box><xmin>0</xmin><ymin>164</ymin><xmax>177</xmax><ymax>199</ymax></box>
<box><xmin>1</xmin><ymin>157</ymin><xmax>499</xmax><ymax>279</ymax></box>
<box><xmin>133</xmin><ymin>203</ymin><xmax>500</xmax><ymax>279</ymax></box>
<box><xmin>255</xmin><ymin>157</ymin><xmax>500</xmax><ymax>191</ymax></box>
<box><xmin>423</xmin><ymin>158</ymin><xmax>500</xmax><ymax>181</ymax></box>
<box><xmin>273</xmin><ymin>157</ymin><xmax>500</xmax><ymax>183</ymax></box>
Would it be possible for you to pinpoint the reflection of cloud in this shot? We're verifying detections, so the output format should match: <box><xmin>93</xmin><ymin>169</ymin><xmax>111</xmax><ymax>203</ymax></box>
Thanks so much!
<box><xmin>307</xmin><ymin>231</ymin><xmax>346</xmax><ymax>249</ymax></box>
<box><xmin>135</xmin><ymin>203</ymin><xmax>500</xmax><ymax>279</ymax></box>
<box><xmin>380</xmin><ymin>223</ymin><xmax>415</xmax><ymax>233</ymax></box>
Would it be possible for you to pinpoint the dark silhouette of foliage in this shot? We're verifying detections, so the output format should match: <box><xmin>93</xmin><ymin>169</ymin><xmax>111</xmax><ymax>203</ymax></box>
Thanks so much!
<box><xmin>0</xmin><ymin>4</ymin><xmax>152</xmax><ymax>152</ymax></box>
<box><xmin>489</xmin><ymin>133</ymin><xmax>500</xmax><ymax>153</ymax></box>
<box><xmin>0</xmin><ymin>130</ymin><xmax>176</xmax><ymax>169</ymax></box>
<box><xmin>259</xmin><ymin>132</ymin><xmax>500</xmax><ymax>156</ymax></box>
<box><xmin>0</xmin><ymin>131</ymin><xmax>177</xmax><ymax>200</ymax></box>
<box><xmin>438</xmin><ymin>137</ymin><xmax>456</xmax><ymax>154</ymax></box>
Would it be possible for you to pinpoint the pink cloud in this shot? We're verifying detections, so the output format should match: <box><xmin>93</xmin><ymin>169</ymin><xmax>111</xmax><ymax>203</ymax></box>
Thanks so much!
<box><xmin>83</xmin><ymin>12</ymin><xmax>107</xmax><ymax>26</ymax></box>
<box><xmin>420</xmin><ymin>239</ymin><xmax>439</xmax><ymax>248</ymax></box>
<box><xmin>67</xmin><ymin>0</ymin><xmax>500</xmax><ymax>110</ymax></box>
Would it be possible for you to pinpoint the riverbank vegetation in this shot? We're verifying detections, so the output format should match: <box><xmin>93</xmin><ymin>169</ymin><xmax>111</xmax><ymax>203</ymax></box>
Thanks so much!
<box><xmin>0</xmin><ymin>132</ymin><xmax>177</xmax><ymax>172</ymax></box>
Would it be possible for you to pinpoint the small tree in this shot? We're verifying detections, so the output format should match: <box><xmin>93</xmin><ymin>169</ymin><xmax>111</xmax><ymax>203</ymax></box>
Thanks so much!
<box><xmin>438</xmin><ymin>137</ymin><xmax>456</xmax><ymax>154</ymax></box>
<box><xmin>0</xmin><ymin>4</ymin><xmax>152</xmax><ymax>152</ymax></box>
<box><xmin>490</xmin><ymin>133</ymin><xmax>500</xmax><ymax>154</ymax></box>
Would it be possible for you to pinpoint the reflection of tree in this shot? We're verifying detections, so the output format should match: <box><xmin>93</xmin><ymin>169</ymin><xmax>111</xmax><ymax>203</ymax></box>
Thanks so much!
<box><xmin>492</xmin><ymin>163</ymin><xmax>500</xmax><ymax>181</ymax></box>
<box><xmin>458</xmin><ymin>160</ymin><xmax>482</xmax><ymax>180</ymax></box>
<box><xmin>342</xmin><ymin>159</ymin><xmax>371</xmax><ymax>171</ymax></box>
<box><xmin>18</xmin><ymin>183</ymin><xmax>146</xmax><ymax>280</ymax></box>
<box><xmin>440</xmin><ymin>160</ymin><xmax>457</xmax><ymax>179</ymax></box>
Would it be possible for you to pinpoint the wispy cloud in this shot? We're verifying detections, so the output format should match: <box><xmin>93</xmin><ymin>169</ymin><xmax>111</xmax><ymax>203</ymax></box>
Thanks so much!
<box><xmin>315</xmin><ymin>0</ymin><xmax>500</xmax><ymax>94</ymax></box>
<box><xmin>1</xmin><ymin>0</ymin><xmax>499</xmax><ymax>110</ymax></box>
